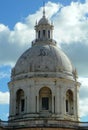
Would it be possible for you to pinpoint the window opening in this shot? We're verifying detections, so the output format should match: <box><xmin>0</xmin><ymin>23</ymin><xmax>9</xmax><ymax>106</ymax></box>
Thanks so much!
<box><xmin>16</xmin><ymin>89</ymin><xmax>25</xmax><ymax>114</ymax></box>
<box><xmin>42</xmin><ymin>97</ymin><xmax>49</xmax><ymax>110</ymax></box>
<box><xmin>36</xmin><ymin>96</ymin><xmax>37</xmax><ymax>112</ymax></box>
<box><xmin>21</xmin><ymin>99</ymin><xmax>25</xmax><ymax>112</ymax></box>
<box><xmin>66</xmin><ymin>90</ymin><xmax>74</xmax><ymax>115</ymax></box>
<box><xmin>48</xmin><ymin>30</ymin><xmax>50</xmax><ymax>38</ymax></box>
<box><xmin>54</xmin><ymin>96</ymin><xmax>55</xmax><ymax>113</ymax></box>
<box><xmin>43</xmin><ymin>30</ymin><xmax>46</xmax><ymax>37</ymax></box>
<box><xmin>38</xmin><ymin>31</ymin><xmax>40</xmax><ymax>38</ymax></box>
<box><xmin>66</xmin><ymin>99</ymin><xmax>68</xmax><ymax>112</ymax></box>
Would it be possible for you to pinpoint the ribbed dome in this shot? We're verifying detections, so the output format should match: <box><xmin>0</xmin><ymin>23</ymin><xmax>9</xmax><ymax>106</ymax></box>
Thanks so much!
<box><xmin>12</xmin><ymin>44</ymin><xmax>75</xmax><ymax>80</ymax></box>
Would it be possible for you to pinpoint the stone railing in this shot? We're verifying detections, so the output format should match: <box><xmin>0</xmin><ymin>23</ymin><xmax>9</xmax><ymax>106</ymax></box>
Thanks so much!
<box><xmin>0</xmin><ymin>119</ymin><xmax>88</xmax><ymax>129</ymax></box>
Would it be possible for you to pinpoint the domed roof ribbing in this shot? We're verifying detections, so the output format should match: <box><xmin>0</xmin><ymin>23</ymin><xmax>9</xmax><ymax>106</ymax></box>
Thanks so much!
<box><xmin>13</xmin><ymin>44</ymin><xmax>73</xmax><ymax>76</ymax></box>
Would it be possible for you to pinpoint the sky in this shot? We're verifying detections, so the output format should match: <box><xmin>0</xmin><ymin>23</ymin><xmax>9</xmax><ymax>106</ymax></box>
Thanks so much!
<box><xmin>0</xmin><ymin>0</ymin><xmax>88</xmax><ymax>122</ymax></box>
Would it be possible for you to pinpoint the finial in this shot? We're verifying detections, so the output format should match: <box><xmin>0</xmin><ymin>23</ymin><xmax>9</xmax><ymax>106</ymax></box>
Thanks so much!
<box><xmin>43</xmin><ymin>1</ymin><xmax>45</xmax><ymax>17</ymax></box>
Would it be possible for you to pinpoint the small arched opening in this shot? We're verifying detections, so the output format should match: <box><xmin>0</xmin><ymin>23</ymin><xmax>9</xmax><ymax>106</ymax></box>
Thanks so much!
<box><xmin>48</xmin><ymin>30</ymin><xmax>50</xmax><ymax>38</ymax></box>
<box><xmin>43</xmin><ymin>30</ymin><xmax>46</xmax><ymax>38</ymax></box>
<box><xmin>66</xmin><ymin>89</ymin><xmax>74</xmax><ymax>115</ymax></box>
<box><xmin>38</xmin><ymin>30</ymin><xmax>40</xmax><ymax>39</ymax></box>
<box><xmin>39</xmin><ymin>87</ymin><xmax>52</xmax><ymax>113</ymax></box>
<box><xmin>16</xmin><ymin>89</ymin><xmax>25</xmax><ymax>115</ymax></box>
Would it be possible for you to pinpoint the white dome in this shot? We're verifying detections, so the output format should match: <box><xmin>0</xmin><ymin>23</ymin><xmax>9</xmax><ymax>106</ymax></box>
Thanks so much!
<box><xmin>12</xmin><ymin>44</ymin><xmax>75</xmax><ymax>80</ymax></box>
<box><xmin>38</xmin><ymin>16</ymin><xmax>49</xmax><ymax>25</ymax></box>
<box><xmin>11</xmin><ymin>12</ymin><xmax>76</xmax><ymax>81</ymax></box>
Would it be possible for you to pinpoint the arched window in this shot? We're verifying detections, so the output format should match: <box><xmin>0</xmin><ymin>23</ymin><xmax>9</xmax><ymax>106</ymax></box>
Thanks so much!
<box><xmin>16</xmin><ymin>89</ymin><xmax>25</xmax><ymax>115</ymax></box>
<box><xmin>66</xmin><ymin>89</ymin><xmax>74</xmax><ymax>115</ymax></box>
<box><xmin>48</xmin><ymin>30</ymin><xmax>50</xmax><ymax>38</ymax></box>
<box><xmin>39</xmin><ymin>87</ymin><xmax>52</xmax><ymax>112</ymax></box>
<box><xmin>38</xmin><ymin>30</ymin><xmax>40</xmax><ymax>39</ymax></box>
<box><xmin>43</xmin><ymin>30</ymin><xmax>46</xmax><ymax>37</ymax></box>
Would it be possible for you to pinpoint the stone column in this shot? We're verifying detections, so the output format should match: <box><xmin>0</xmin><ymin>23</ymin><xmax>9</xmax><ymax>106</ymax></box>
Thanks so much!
<box><xmin>9</xmin><ymin>87</ymin><xmax>12</xmax><ymax>116</ymax></box>
<box><xmin>55</xmin><ymin>86</ymin><xmax>60</xmax><ymax>114</ymax></box>
<box><xmin>75</xmin><ymin>83</ymin><xmax>80</xmax><ymax>120</ymax></box>
<box><xmin>52</xmin><ymin>95</ymin><xmax>54</xmax><ymax>113</ymax></box>
<box><xmin>37</xmin><ymin>95</ymin><xmax>39</xmax><ymax>113</ymax></box>
<box><xmin>60</xmin><ymin>86</ymin><xmax>64</xmax><ymax>117</ymax></box>
<box><xmin>59</xmin><ymin>86</ymin><xmax>62</xmax><ymax>114</ymax></box>
<box><xmin>27</xmin><ymin>86</ymin><xmax>31</xmax><ymax>113</ymax></box>
<box><xmin>13</xmin><ymin>90</ymin><xmax>16</xmax><ymax>116</ymax></box>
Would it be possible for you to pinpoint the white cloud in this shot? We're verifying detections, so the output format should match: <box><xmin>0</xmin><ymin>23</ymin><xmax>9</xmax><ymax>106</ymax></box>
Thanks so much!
<box><xmin>79</xmin><ymin>77</ymin><xmax>88</xmax><ymax>99</ymax></box>
<box><xmin>26</xmin><ymin>2</ymin><xmax>60</xmax><ymax>25</ymax></box>
<box><xmin>60</xmin><ymin>42</ymin><xmax>88</xmax><ymax>76</ymax></box>
<box><xmin>79</xmin><ymin>98</ymin><xmax>88</xmax><ymax>117</ymax></box>
<box><xmin>0</xmin><ymin>23</ymin><xmax>31</xmax><ymax>66</ymax></box>
<box><xmin>78</xmin><ymin>77</ymin><xmax>88</xmax><ymax>118</ymax></box>
<box><xmin>1</xmin><ymin>113</ymin><xmax>9</xmax><ymax>121</ymax></box>
<box><xmin>53</xmin><ymin>1</ymin><xmax>88</xmax><ymax>44</ymax></box>
<box><xmin>0</xmin><ymin>72</ymin><xmax>10</xmax><ymax>79</ymax></box>
<box><xmin>0</xmin><ymin>92</ymin><xmax>9</xmax><ymax>104</ymax></box>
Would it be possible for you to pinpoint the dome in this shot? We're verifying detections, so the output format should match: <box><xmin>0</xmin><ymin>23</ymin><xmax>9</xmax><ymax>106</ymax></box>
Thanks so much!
<box><xmin>11</xmin><ymin>11</ymin><xmax>76</xmax><ymax>81</ymax></box>
<box><xmin>38</xmin><ymin>16</ymin><xmax>50</xmax><ymax>25</ymax></box>
<box><xmin>38</xmin><ymin>8</ymin><xmax>50</xmax><ymax>25</ymax></box>
<box><xmin>12</xmin><ymin>44</ymin><xmax>75</xmax><ymax>80</ymax></box>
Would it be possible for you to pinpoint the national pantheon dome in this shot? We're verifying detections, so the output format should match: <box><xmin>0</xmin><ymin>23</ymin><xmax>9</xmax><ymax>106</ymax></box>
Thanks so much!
<box><xmin>11</xmin><ymin>10</ymin><xmax>76</xmax><ymax>81</ymax></box>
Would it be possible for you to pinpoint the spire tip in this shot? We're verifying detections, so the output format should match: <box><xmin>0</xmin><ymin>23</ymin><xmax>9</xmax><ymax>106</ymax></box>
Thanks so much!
<box><xmin>43</xmin><ymin>1</ymin><xmax>45</xmax><ymax>17</ymax></box>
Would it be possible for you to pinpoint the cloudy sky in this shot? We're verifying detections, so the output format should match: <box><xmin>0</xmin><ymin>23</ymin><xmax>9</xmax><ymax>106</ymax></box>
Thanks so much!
<box><xmin>0</xmin><ymin>0</ymin><xmax>88</xmax><ymax>121</ymax></box>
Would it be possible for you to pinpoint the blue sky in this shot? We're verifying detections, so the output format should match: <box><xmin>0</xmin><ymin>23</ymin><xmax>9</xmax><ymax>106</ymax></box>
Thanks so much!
<box><xmin>0</xmin><ymin>0</ymin><xmax>85</xmax><ymax>28</ymax></box>
<box><xmin>0</xmin><ymin>0</ymin><xmax>88</xmax><ymax>121</ymax></box>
